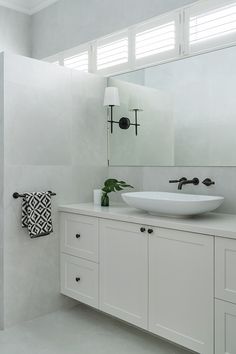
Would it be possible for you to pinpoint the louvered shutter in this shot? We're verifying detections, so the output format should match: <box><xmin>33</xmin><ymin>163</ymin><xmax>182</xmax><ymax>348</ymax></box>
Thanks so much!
<box><xmin>185</xmin><ymin>0</ymin><xmax>236</xmax><ymax>54</ymax></box>
<box><xmin>64</xmin><ymin>51</ymin><xmax>89</xmax><ymax>72</ymax></box>
<box><xmin>96</xmin><ymin>32</ymin><xmax>129</xmax><ymax>74</ymax></box>
<box><xmin>134</xmin><ymin>12</ymin><xmax>180</xmax><ymax>67</ymax></box>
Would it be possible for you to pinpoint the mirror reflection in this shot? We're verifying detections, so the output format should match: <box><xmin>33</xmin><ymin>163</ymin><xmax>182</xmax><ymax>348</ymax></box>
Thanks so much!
<box><xmin>108</xmin><ymin>45</ymin><xmax>236</xmax><ymax>166</ymax></box>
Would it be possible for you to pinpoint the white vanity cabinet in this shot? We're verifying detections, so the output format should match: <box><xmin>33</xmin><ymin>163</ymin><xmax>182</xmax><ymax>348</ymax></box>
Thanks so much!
<box><xmin>99</xmin><ymin>220</ymin><xmax>148</xmax><ymax>329</ymax></box>
<box><xmin>149</xmin><ymin>227</ymin><xmax>214</xmax><ymax>354</ymax></box>
<box><xmin>59</xmin><ymin>205</ymin><xmax>236</xmax><ymax>354</ymax></box>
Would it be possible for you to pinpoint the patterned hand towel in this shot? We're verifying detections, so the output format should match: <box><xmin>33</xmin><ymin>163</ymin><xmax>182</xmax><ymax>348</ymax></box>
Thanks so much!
<box><xmin>22</xmin><ymin>192</ymin><xmax>53</xmax><ymax>238</ymax></box>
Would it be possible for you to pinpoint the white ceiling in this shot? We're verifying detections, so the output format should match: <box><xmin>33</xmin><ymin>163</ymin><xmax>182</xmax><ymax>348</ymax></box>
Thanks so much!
<box><xmin>0</xmin><ymin>0</ymin><xmax>59</xmax><ymax>14</ymax></box>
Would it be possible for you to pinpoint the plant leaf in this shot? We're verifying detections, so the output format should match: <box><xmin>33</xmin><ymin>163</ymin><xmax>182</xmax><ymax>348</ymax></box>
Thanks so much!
<box><xmin>115</xmin><ymin>186</ymin><xmax>123</xmax><ymax>191</ymax></box>
<box><xmin>102</xmin><ymin>178</ymin><xmax>133</xmax><ymax>195</ymax></box>
<box><xmin>104</xmin><ymin>179</ymin><xmax>118</xmax><ymax>187</ymax></box>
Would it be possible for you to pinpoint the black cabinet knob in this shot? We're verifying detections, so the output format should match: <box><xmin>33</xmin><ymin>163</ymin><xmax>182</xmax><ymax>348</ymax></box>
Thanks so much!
<box><xmin>140</xmin><ymin>227</ymin><xmax>146</xmax><ymax>233</ymax></box>
<box><xmin>76</xmin><ymin>234</ymin><xmax>81</xmax><ymax>239</ymax></box>
<box><xmin>148</xmin><ymin>229</ymin><xmax>153</xmax><ymax>234</ymax></box>
<box><xmin>75</xmin><ymin>277</ymin><xmax>81</xmax><ymax>282</ymax></box>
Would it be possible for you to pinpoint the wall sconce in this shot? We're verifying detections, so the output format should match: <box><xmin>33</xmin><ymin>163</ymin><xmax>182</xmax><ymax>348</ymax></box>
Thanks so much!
<box><xmin>104</xmin><ymin>87</ymin><xmax>142</xmax><ymax>136</ymax></box>
<box><xmin>118</xmin><ymin>116</ymin><xmax>141</xmax><ymax>135</ymax></box>
<box><xmin>128</xmin><ymin>96</ymin><xmax>143</xmax><ymax>136</ymax></box>
<box><xmin>103</xmin><ymin>87</ymin><xmax>120</xmax><ymax>134</ymax></box>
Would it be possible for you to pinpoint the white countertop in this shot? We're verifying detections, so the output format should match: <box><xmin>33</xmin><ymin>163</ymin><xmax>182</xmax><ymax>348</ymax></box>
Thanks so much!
<box><xmin>59</xmin><ymin>203</ymin><xmax>236</xmax><ymax>239</ymax></box>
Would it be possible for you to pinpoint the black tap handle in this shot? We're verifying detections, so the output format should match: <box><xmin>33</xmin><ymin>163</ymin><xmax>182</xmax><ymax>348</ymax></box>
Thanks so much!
<box><xmin>202</xmin><ymin>178</ymin><xmax>215</xmax><ymax>186</ymax></box>
<box><xmin>192</xmin><ymin>177</ymin><xmax>200</xmax><ymax>186</ymax></box>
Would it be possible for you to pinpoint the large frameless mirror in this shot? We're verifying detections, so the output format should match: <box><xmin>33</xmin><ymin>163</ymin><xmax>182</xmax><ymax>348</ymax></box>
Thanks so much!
<box><xmin>107</xmin><ymin>45</ymin><xmax>236</xmax><ymax>166</ymax></box>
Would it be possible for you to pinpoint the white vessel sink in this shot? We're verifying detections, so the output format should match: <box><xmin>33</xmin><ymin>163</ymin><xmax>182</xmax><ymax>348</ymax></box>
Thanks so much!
<box><xmin>122</xmin><ymin>191</ymin><xmax>224</xmax><ymax>217</ymax></box>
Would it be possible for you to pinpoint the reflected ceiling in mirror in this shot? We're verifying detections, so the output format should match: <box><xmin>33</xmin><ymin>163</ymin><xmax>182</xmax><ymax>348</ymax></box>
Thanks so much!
<box><xmin>108</xmin><ymin>46</ymin><xmax>236</xmax><ymax>167</ymax></box>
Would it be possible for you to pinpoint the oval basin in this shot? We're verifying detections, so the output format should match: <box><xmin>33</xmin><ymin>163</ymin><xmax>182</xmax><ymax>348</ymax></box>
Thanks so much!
<box><xmin>122</xmin><ymin>191</ymin><xmax>224</xmax><ymax>217</ymax></box>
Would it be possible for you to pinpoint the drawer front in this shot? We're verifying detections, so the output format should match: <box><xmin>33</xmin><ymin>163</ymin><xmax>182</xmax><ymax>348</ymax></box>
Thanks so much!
<box><xmin>60</xmin><ymin>213</ymin><xmax>98</xmax><ymax>262</ymax></box>
<box><xmin>215</xmin><ymin>299</ymin><xmax>236</xmax><ymax>354</ymax></box>
<box><xmin>215</xmin><ymin>237</ymin><xmax>236</xmax><ymax>304</ymax></box>
<box><xmin>60</xmin><ymin>254</ymin><xmax>98</xmax><ymax>308</ymax></box>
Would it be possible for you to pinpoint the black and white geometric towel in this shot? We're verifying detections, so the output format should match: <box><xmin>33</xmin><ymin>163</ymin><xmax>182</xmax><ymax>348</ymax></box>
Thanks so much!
<box><xmin>22</xmin><ymin>192</ymin><xmax>53</xmax><ymax>238</ymax></box>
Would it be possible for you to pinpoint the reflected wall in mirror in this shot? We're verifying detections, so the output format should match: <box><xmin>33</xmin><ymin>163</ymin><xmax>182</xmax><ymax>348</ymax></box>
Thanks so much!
<box><xmin>108</xmin><ymin>46</ymin><xmax>236</xmax><ymax>167</ymax></box>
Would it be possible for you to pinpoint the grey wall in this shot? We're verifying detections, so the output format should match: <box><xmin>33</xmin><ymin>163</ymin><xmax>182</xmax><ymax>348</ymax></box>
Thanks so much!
<box><xmin>109</xmin><ymin>167</ymin><xmax>236</xmax><ymax>215</ymax></box>
<box><xmin>0</xmin><ymin>6</ymin><xmax>31</xmax><ymax>56</ymax></box>
<box><xmin>0</xmin><ymin>53</ymin><xmax>4</xmax><ymax>330</ymax></box>
<box><xmin>2</xmin><ymin>53</ymin><xmax>107</xmax><ymax>328</ymax></box>
<box><xmin>31</xmin><ymin>0</ymin><xmax>198</xmax><ymax>59</ymax></box>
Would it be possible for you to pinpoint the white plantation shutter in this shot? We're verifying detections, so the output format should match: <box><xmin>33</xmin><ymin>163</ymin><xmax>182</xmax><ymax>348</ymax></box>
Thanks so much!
<box><xmin>64</xmin><ymin>51</ymin><xmax>89</xmax><ymax>72</ymax></box>
<box><xmin>136</xmin><ymin>21</ymin><xmax>175</xmax><ymax>59</ymax></box>
<box><xmin>186</xmin><ymin>0</ymin><xmax>236</xmax><ymax>54</ymax></box>
<box><xmin>96</xmin><ymin>32</ymin><xmax>129</xmax><ymax>74</ymax></box>
<box><xmin>134</xmin><ymin>13</ymin><xmax>180</xmax><ymax>67</ymax></box>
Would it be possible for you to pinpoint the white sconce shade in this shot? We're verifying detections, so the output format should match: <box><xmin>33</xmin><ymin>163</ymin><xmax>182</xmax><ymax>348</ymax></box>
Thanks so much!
<box><xmin>128</xmin><ymin>95</ymin><xmax>143</xmax><ymax>111</ymax></box>
<box><xmin>104</xmin><ymin>87</ymin><xmax>120</xmax><ymax>107</ymax></box>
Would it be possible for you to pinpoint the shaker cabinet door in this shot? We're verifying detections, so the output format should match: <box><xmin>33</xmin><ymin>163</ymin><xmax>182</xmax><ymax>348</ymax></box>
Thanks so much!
<box><xmin>215</xmin><ymin>237</ymin><xmax>236</xmax><ymax>304</ymax></box>
<box><xmin>99</xmin><ymin>219</ymin><xmax>148</xmax><ymax>329</ymax></box>
<box><xmin>215</xmin><ymin>299</ymin><xmax>236</xmax><ymax>354</ymax></box>
<box><xmin>149</xmin><ymin>227</ymin><xmax>214</xmax><ymax>354</ymax></box>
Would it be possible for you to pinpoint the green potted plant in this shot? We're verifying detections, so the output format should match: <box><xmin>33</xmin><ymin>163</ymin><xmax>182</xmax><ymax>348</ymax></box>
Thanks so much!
<box><xmin>101</xmin><ymin>179</ymin><xmax>133</xmax><ymax>207</ymax></box>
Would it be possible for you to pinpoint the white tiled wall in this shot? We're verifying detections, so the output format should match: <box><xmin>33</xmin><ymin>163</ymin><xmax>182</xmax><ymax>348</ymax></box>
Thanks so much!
<box><xmin>1</xmin><ymin>53</ymin><xmax>108</xmax><ymax>328</ymax></box>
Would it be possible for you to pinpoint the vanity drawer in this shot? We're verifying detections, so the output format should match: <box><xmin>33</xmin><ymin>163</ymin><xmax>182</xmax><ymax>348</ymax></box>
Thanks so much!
<box><xmin>60</xmin><ymin>213</ymin><xmax>99</xmax><ymax>262</ymax></box>
<box><xmin>215</xmin><ymin>238</ymin><xmax>236</xmax><ymax>304</ymax></box>
<box><xmin>61</xmin><ymin>254</ymin><xmax>99</xmax><ymax>308</ymax></box>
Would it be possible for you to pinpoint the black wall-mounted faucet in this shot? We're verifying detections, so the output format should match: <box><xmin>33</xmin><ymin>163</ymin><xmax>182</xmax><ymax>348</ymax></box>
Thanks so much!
<box><xmin>178</xmin><ymin>178</ymin><xmax>199</xmax><ymax>190</ymax></box>
<box><xmin>169</xmin><ymin>177</ymin><xmax>200</xmax><ymax>190</ymax></box>
<box><xmin>169</xmin><ymin>177</ymin><xmax>187</xmax><ymax>184</ymax></box>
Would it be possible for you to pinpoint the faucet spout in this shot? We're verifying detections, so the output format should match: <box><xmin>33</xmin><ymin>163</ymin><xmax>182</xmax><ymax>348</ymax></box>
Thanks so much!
<box><xmin>178</xmin><ymin>177</ymin><xmax>199</xmax><ymax>190</ymax></box>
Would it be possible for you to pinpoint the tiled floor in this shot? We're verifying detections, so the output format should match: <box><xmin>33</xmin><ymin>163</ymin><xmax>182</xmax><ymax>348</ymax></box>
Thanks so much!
<box><xmin>0</xmin><ymin>305</ymin><xmax>191</xmax><ymax>354</ymax></box>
